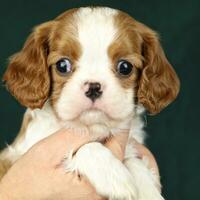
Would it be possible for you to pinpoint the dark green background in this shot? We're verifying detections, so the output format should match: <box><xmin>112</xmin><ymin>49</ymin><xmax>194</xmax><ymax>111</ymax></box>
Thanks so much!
<box><xmin>0</xmin><ymin>0</ymin><xmax>199</xmax><ymax>199</ymax></box>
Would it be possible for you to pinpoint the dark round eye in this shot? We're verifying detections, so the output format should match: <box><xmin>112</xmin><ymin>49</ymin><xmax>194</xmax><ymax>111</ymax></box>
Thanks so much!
<box><xmin>117</xmin><ymin>60</ymin><xmax>133</xmax><ymax>76</ymax></box>
<box><xmin>56</xmin><ymin>58</ymin><xmax>72</xmax><ymax>74</ymax></box>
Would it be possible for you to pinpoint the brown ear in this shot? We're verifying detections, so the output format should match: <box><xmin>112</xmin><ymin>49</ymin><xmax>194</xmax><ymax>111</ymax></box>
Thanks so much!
<box><xmin>2</xmin><ymin>21</ymin><xmax>54</xmax><ymax>109</ymax></box>
<box><xmin>136</xmin><ymin>23</ymin><xmax>180</xmax><ymax>114</ymax></box>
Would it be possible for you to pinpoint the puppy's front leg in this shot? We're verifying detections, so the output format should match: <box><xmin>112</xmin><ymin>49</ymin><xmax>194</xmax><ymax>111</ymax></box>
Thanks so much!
<box><xmin>65</xmin><ymin>142</ymin><xmax>138</xmax><ymax>200</ymax></box>
<box><xmin>124</xmin><ymin>144</ymin><xmax>164</xmax><ymax>200</ymax></box>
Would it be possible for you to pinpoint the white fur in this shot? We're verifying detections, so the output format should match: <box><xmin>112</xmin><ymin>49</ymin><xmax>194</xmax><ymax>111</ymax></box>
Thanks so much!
<box><xmin>124</xmin><ymin>144</ymin><xmax>164</xmax><ymax>200</ymax></box>
<box><xmin>66</xmin><ymin>142</ymin><xmax>137</xmax><ymax>200</ymax></box>
<box><xmin>3</xmin><ymin>102</ymin><xmax>61</xmax><ymax>161</ymax></box>
<box><xmin>4</xmin><ymin>7</ymin><xmax>163</xmax><ymax>200</ymax></box>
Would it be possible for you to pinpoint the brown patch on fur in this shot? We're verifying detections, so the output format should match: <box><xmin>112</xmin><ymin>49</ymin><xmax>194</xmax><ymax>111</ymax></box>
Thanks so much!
<box><xmin>55</xmin><ymin>8</ymin><xmax>78</xmax><ymax>21</ymax></box>
<box><xmin>112</xmin><ymin>11</ymin><xmax>180</xmax><ymax>114</ymax></box>
<box><xmin>136</xmin><ymin>21</ymin><xmax>180</xmax><ymax>114</ymax></box>
<box><xmin>2</xmin><ymin>9</ymin><xmax>81</xmax><ymax>110</ymax></box>
<box><xmin>2</xmin><ymin>21</ymin><xmax>54</xmax><ymax>109</ymax></box>
<box><xmin>0</xmin><ymin>159</ymin><xmax>12</xmax><ymax>180</ymax></box>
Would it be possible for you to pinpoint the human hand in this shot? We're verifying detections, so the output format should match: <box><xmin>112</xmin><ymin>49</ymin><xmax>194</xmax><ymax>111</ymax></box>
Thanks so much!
<box><xmin>0</xmin><ymin>129</ymin><xmax>159</xmax><ymax>200</ymax></box>
<box><xmin>0</xmin><ymin>129</ymin><xmax>104</xmax><ymax>200</ymax></box>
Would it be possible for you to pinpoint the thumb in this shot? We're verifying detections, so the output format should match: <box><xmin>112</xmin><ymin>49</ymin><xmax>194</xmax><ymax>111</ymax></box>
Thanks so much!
<box><xmin>34</xmin><ymin>128</ymin><xmax>93</xmax><ymax>162</ymax></box>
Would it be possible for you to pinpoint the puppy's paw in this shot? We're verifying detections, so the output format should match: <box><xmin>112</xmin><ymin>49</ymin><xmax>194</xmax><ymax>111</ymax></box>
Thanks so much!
<box><xmin>124</xmin><ymin>148</ymin><xmax>165</xmax><ymax>200</ymax></box>
<box><xmin>65</xmin><ymin>142</ymin><xmax>138</xmax><ymax>200</ymax></box>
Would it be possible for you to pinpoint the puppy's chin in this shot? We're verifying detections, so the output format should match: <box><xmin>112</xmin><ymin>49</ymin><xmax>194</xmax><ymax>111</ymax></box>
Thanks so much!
<box><xmin>57</xmin><ymin>108</ymin><xmax>132</xmax><ymax>142</ymax></box>
<box><xmin>79</xmin><ymin>109</ymin><xmax>110</xmax><ymax>126</ymax></box>
<box><xmin>63</xmin><ymin>109</ymin><xmax>110</xmax><ymax>140</ymax></box>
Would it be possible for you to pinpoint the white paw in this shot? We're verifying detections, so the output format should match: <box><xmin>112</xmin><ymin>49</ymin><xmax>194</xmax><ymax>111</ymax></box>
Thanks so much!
<box><xmin>65</xmin><ymin>142</ymin><xmax>138</xmax><ymax>200</ymax></box>
<box><xmin>125</xmin><ymin>145</ymin><xmax>165</xmax><ymax>200</ymax></box>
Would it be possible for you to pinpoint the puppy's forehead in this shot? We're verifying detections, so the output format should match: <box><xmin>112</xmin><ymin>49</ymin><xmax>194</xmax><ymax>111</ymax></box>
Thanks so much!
<box><xmin>76</xmin><ymin>7</ymin><xmax>117</xmax><ymax>58</ymax></box>
<box><xmin>50</xmin><ymin>7</ymin><xmax>142</xmax><ymax>66</ymax></box>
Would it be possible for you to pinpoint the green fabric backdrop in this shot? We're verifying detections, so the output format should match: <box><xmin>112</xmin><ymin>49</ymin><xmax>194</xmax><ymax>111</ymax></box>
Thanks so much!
<box><xmin>0</xmin><ymin>0</ymin><xmax>199</xmax><ymax>199</ymax></box>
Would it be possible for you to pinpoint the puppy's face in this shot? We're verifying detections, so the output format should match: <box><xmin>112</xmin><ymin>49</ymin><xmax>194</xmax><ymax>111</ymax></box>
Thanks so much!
<box><xmin>49</xmin><ymin>8</ymin><xmax>142</xmax><ymax>126</ymax></box>
<box><xmin>3</xmin><ymin>7</ymin><xmax>180</xmax><ymax>129</ymax></box>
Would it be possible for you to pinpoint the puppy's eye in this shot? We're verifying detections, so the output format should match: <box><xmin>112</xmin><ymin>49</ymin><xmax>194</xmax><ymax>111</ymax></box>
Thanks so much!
<box><xmin>56</xmin><ymin>58</ymin><xmax>72</xmax><ymax>74</ymax></box>
<box><xmin>117</xmin><ymin>60</ymin><xmax>133</xmax><ymax>76</ymax></box>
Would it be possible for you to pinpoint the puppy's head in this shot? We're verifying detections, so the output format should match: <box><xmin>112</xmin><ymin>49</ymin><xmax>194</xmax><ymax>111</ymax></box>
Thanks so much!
<box><xmin>3</xmin><ymin>7</ymin><xmax>180</xmax><ymax>127</ymax></box>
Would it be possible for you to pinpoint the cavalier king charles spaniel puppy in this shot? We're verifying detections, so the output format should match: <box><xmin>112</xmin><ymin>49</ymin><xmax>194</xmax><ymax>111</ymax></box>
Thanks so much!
<box><xmin>0</xmin><ymin>7</ymin><xmax>180</xmax><ymax>200</ymax></box>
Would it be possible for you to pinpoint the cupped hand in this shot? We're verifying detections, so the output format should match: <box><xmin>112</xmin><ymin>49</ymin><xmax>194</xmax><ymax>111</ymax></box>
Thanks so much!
<box><xmin>0</xmin><ymin>129</ymin><xmax>159</xmax><ymax>200</ymax></box>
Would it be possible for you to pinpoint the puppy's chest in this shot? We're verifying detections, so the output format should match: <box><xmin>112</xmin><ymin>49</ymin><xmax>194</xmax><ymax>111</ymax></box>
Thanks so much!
<box><xmin>7</xmin><ymin>108</ymin><xmax>145</xmax><ymax>162</ymax></box>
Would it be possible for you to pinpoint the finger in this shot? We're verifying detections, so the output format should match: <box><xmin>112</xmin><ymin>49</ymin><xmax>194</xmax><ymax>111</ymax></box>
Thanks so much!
<box><xmin>41</xmin><ymin>128</ymin><xmax>91</xmax><ymax>150</ymax></box>
<box><xmin>77</xmin><ymin>177</ymin><xmax>106</xmax><ymax>200</ymax></box>
<box><xmin>129</xmin><ymin>138</ymin><xmax>160</xmax><ymax>176</ymax></box>
<box><xmin>105</xmin><ymin>132</ymin><xmax>129</xmax><ymax>161</ymax></box>
<box><xmin>61</xmin><ymin>172</ymin><xmax>106</xmax><ymax>200</ymax></box>
<box><xmin>128</xmin><ymin>138</ymin><xmax>161</xmax><ymax>192</ymax></box>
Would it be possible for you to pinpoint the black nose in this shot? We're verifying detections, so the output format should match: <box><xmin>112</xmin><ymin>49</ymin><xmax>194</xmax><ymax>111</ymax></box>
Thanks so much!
<box><xmin>85</xmin><ymin>82</ymin><xmax>102</xmax><ymax>102</ymax></box>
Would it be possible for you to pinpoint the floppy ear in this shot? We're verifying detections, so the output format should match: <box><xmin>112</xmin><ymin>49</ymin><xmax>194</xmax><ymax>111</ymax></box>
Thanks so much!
<box><xmin>136</xmin><ymin>23</ymin><xmax>180</xmax><ymax>114</ymax></box>
<box><xmin>2</xmin><ymin>21</ymin><xmax>54</xmax><ymax>109</ymax></box>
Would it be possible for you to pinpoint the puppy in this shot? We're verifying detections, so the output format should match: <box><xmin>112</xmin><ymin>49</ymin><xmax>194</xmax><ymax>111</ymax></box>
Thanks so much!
<box><xmin>0</xmin><ymin>7</ymin><xmax>180</xmax><ymax>200</ymax></box>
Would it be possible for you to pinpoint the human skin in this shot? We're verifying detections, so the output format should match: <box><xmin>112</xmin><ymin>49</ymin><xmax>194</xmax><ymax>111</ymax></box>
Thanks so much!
<box><xmin>0</xmin><ymin>129</ymin><xmax>159</xmax><ymax>200</ymax></box>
